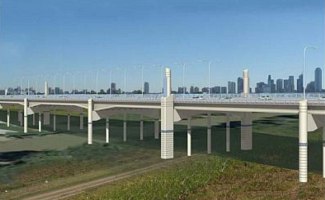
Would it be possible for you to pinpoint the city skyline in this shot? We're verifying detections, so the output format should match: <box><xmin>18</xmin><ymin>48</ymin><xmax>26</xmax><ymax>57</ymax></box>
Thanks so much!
<box><xmin>0</xmin><ymin>0</ymin><xmax>324</xmax><ymax>91</ymax></box>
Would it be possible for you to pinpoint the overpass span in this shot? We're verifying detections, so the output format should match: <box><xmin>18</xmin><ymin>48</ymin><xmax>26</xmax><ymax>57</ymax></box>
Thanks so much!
<box><xmin>0</xmin><ymin>69</ymin><xmax>325</xmax><ymax>183</ymax></box>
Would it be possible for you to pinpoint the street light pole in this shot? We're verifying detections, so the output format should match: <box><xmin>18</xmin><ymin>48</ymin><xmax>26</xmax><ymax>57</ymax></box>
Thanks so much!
<box><xmin>182</xmin><ymin>63</ymin><xmax>186</xmax><ymax>99</ymax></box>
<box><xmin>208</xmin><ymin>61</ymin><xmax>212</xmax><ymax>97</ymax></box>
<box><xmin>141</xmin><ymin>66</ymin><xmax>144</xmax><ymax>97</ymax></box>
<box><xmin>303</xmin><ymin>46</ymin><xmax>317</xmax><ymax>99</ymax></box>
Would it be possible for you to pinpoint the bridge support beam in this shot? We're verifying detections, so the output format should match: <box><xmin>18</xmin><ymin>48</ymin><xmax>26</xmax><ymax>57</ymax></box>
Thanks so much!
<box><xmin>67</xmin><ymin>114</ymin><xmax>71</xmax><ymax>131</ymax></box>
<box><xmin>299</xmin><ymin>100</ymin><xmax>308</xmax><ymax>183</ymax></box>
<box><xmin>24</xmin><ymin>98</ymin><xmax>28</xmax><ymax>133</ymax></box>
<box><xmin>187</xmin><ymin>117</ymin><xmax>192</xmax><ymax>156</ymax></box>
<box><xmin>53</xmin><ymin>113</ymin><xmax>56</xmax><ymax>132</ymax></box>
<box><xmin>7</xmin><ymin>109</ymin><xmax>10</xmax><ymax>128</ymax></box>
<box><xmin>241</xmin><ymin>112</ymin><xmax>252</xmax><ymax>150</ymax></box>
<box><xmin>226</xmin><ymin>114</ymin><xmax>230</xmax><ymax>152</ymax></box>
<box><xmin>38</xmin><ymin>112</ymin><xmax>42</xmax><ymax>132</ymax></box>
<box><xmin>140</xmin><ymin>115</ymin><xmax>144</xmax><ymax>141</ymax></box>
<box><xmin>32</xmin><ymin>114</ymin><xmax>35</xmax><ymax>126</ymax></box>
<box><xmin>88</xmin><ymin>99</ymin><xmax>93</xmax><ymax>144</ymax></box>
<box><xmin>207</xmin><ymin>113</ymin><xmax>212</xmax><ymax>154</ymax></box>
<box><xmin>123</xmin><ymin>113</ymin><xmax>127</xmax><ymax>142</ymax></box>
<box><xmin>161</xmin><ymin>95</ymin><xmax>174</xmax><ymax>159</ymax></box>
<box><xmin>80</xmin><ymin>113</ymin><xmax>84</xmax><ymax>130</ymax></box>
<box><xmin>154</xmin><ymin>120</ymin><xmax>159</xmax><ymax>139</ymax></box>
<box><xmin>106</xmin><ymin>118</ymin><xmax>109</xmax><ymax>143</ymax></box>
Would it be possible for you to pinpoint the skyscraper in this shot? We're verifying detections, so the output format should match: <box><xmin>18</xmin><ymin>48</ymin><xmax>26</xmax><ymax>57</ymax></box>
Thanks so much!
<box><xmin>237</xmin><ymin>77</ymin><xmax>243</xmax><ymax>94</ymax></box>
<box><xmin>228</xmin><ymin>81</ymin><xmax>236</xmax><ymax>94</ymax></box>
<box><xmin>276</xmin><ymin>79</ymin><xmax>283</xmax><ymax>93</ymax></box>
<box><xmin>288</xmin><ymin>76</ymin><xmax>294</xmax><ymax>92</ymax></box>
<box><xmin>315</xmin><ymin>67</ymin><xmax>322</xmax><ymax>92</ymax></box>
<box><xmin>144</xmin><ymin>82</ymin><xmax>149</xmax><ymax>94</ymax></box>
<box><xmin>111</xmin><ymin>82</ymin><xmax>116</xmax><ymax>94</ymax></box>
<box><xmin>297</xmin><ymin>74</ymin><xmax>303</xmax><ymax>93</ymax></box>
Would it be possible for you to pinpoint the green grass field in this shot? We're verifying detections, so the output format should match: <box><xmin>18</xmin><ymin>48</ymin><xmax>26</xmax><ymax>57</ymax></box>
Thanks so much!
<box><xmin>0</xmin><ymin>110</ymin><xmax>324</xmax><ymax>199</ymax></box>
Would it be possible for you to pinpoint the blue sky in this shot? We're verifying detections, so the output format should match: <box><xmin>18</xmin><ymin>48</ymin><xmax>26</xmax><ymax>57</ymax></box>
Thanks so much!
<box><xmin>0</xmin><ymin>0</ymin><xmax>324</xmax><ymax>92</ymax></box>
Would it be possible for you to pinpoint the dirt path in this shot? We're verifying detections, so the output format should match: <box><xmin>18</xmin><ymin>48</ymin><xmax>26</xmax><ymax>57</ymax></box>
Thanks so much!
<box><xmin>23</xmin><ymin>155</ymin><xmax>193</xmax><ymax>200</ymax></box>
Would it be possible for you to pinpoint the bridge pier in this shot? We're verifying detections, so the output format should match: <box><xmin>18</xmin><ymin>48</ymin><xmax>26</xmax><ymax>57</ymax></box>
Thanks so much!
<box><xmin>53</xmin><ymin>113</ymin><xmax>56</xmax><ymax>132</ymax></box>
<box><xmin>32</xmin><ymin>114</ymin><xmax>35</xmax><ymax>126</ymax></box>
<box><xmin>299</xmin><ymin>100</ymin><xmax>308</xmax><ymax>183</ymax></box>
<box><xmin>154</xmin><ymin>120</ymin><xmax>159</xmax><ymax>139</ymax></box>
<box><xmin>67</xmin><ymin>114</ymin><xmax>71</xmax><ymax>131</ymax></box>
<box><xmin>207</xmin><ymin>113</ymin><xmax>212</xmax><ymax>154</ymax></box>
<box><xmin>7</xmin><ymin>109</ymin><xmax>10</xmax><ymax>127</ymax></box>
<box><xmin>88</xmin><ymin>99</ymin><xmax>93</xmax><ymax>144</ymax></box>
<box><xmin>241</xmin><ymin>112</ymin><xmax>252</xmax><ymax>150</ymax></box>
<box><xmin>38</xmin><ymin>112</ymin><xmax>42</xmax><ymax>132</ymax></box>
<box><xmin>80</xmin><ymin>113</ymin><xmax>84</xmax><ymax>130</ymax></box>
<box><xmin>18</xmin><ymin>111</ymin><xmax>23</xmax><ymax>126</ymax></box>
<box><xmin>140</xmin><ymin>115</ymin><xmax>144</xmax><ymax>141</ymax></box>
<box><xmin>123</xmin><ymin>113</ymin><xmax>127</xmax><ymax>142</ymax></box>
<box><xmin>106</xmin><ymin>118</ymin><xmax>109</xmax><ymax>143</ymax></box>
<box><xmin>187</xmin><ymin>117</ymin><xmax>192</xmax><ymax>156</ymax></box>
<box><xmin>226</xmin><ymin>114</ymin><xmax>230</xmax><ymax>152</ymax></box>
<box><xmin>24</xmin><ymin>98</ymin><xmax>28</xmax><ymax>133</ymax></box>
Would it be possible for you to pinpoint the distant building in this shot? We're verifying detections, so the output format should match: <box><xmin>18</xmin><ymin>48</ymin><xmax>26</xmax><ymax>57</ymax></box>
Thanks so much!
<box><xmin>111</xmin><ymin>82</ymin><xmax>117</xmax><ymax>94</ymax></box>
<box><xmin>202</xmin><ymin>87</ymin><xmax>209</xmax><ymax>94</ymax></box>
<box><xmin>211</xmin><ymin>86</ymin><xmax>221</xmax><ymax>94</ymax></box>
<box><xmin>288</xmin><ymin>76</ymin><xmax>294</xmax><ymax>92</ymax></box>
<box><xmin>237</xmin><ymin>77</ymin><xmax>243</xmax><ymax>94</ymax></box>
<box><xmin>297</xmin><ymin>74</ymin><xmax>303</xmax><ymax>93</ymax></box>
<box><xmin>144</xmin><ymin>82</ymin><xmax>149</xmax><ymax>94</ymax></box>
<box><xmin>284</xmin><ymin>79</ymin><xmax>289</xmax><ymax>93</ymax></box>
<box><xmin>221</xmin><ymin>87</ymin><xmax>227</xmax><ymax>94</ymax></box>
<box><xmin>228</xmin><ymin>81</ymin><xmax>236</xmax><ymax>94</ymax></box>
<box><xmin>315</xmin><ymin>68</ymin><xmax>322</xmax><ymax>92</ymax></box>
<box><xmin>306</xmin><ymin>81</ymin><xmax>315</xmax><ymax>93</ymax></box>
<box><xmin>276</xmin><ymin>79</ymin><xmax>283</xmax><ymax>93</ymax></box>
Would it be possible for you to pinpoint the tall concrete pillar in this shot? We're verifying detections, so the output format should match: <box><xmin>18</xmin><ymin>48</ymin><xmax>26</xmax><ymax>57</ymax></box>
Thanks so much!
<box><xmin>88</xmin><ymin>99</ymin><xmax>93</xmax><ymax>144</ymax></box>
<box><xmin>140</xmin><ymin>115</ymin><xmax>144</xmax><ymax>141</ymax></box>
<box><xmin>241</xmin><ymin>112</ymin><xmax>252</xmax><ymax>150</ymax></box>
<box><xmin>24</xmin><ymin>98</ymin><xmax>28</xmax><ymax>133</ymax></box>
<box><xmin>32</xmin><ymin>114</ymin><xmax>35</xmax><ymax>126</ymax></box>
<box><xmin>161</xmin><ymin>68</ymin><xmax>174</xmax><ymax>159</ymax></box>
<box><xmin>154</xmin><ymin>120</ymin><xmax>159</xmax><ymax>139</ymax></box>
<box><xmin>323</xmin><ymin>126</ymin><xmax>325</xmax><ymax>178</ymax></box>
<box><xmin>106</xmin><ymin>118</ymin><xmax>109</xmax><ymax>143</ymax></box>
<box><xmin>80</xmin><ymin>113</ymin><xmax>84</xmax><ymax>130</ymax></box>
<box><xmin>18</xmin><ymin>111</ymin><xmax>23</xmax><ymax>126</ymax></box>
<box><xmin>7</xmin><ymin>109</ymin><xmax>10</xmax><ymax>127</ymax></box>
<box><xmin>187</xmin><ymin>117</ymin><xmax>192</xmax><ymax>157</ymax></box>
<box><xmin>53</xmin><ymin>113</ymin><xmax>56</xmax><ymax>132</ymax></box>
<box><xmin>226</xmin><ymin>114</ymin><xmax>230</xmax><ymax>152</ymax></box>
<box><xmin>123</xmin><ymin>113</ymin><xmax>127</xmax><ymax>142</ymax></box>
<box><xmin>38</xmin><ymin>112</ymin><xmax>42</xmax><ymax>132</ymax></box>
<box><xmin>67</xmin><ymin>114</ymin><xmax>71</xmax><ymax>131</ymax></box>
<box><xmin>207</xmin><ymin>113</ymin><xmax>212</xmax><ymax>154</ymax></box>
<box><xmin>299</xmin><ymin>100</ymin><xmax>308</xmax><ymax>183</ymax></box>
<box><xmin>243</xmin><ymin>69</ymin><xmax>250</xmax><ymax>97</ymax></box>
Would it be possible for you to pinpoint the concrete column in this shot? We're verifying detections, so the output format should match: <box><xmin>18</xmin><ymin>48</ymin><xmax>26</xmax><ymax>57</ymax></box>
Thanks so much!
<box><xmin>323</xmin><ymin>126</ymin><xmax>325</xmax><ymax>178</ymax></box>
<box><xmin>226</xmin><ymin>114</ymin><xmax>230</xmax><ymax>152</ymax></box>
<box><xmin>32</xmin><ymin>114</ymin><xmax>35</xmax><ymax>126</ymax></box>
<box><xmin>207</xmin><ymin>113</ymin><xmax>211</xmax><ymax>154</ymax></box>
<box><xmin>24</xmin><ymin>98</ymin><xmax>28</xmax><ymax>133</ymax></box>
<box><xmin>44</xmin><ymin>81</ymin><xmax>48</xmax><ymax>96</ymax></box>
<box><xmin>18</xmin><ymin>111</ymin><xmax>23</xmax><ymax>126</ymax></box>
<box><xmin>53</xmin><ymin>113</ymin><xmax>56</xmax><ymax>132</ymax></box>
<box><xmin>241</xmin><ymin>112</ymin><xmax>252</xmax><ymax>150</ymax></box>
<box><xmin>123</xmin><ymin>113</ymin><xmax>127</xmax><ymax>142</ymax></box>
<box><xmin>161</xmin><ymin>92</ymin><xmax>174</xmax><ymax>159</ymax></box>
<box><xmin>106</xmin><ymin>118</ymin><xmax>109</xmax><ymax>143</ymax></box>
<box><xmin>187</xmin><ymin>117</ymin><xmax>192</xmax><ymax>157</ymax></box>
<box><xmin>67</xmin><ymin>114</ymin><xmax>71</xmax><ymax>131</ymax></box>
<box><xmin>140</xmin><ymin>115</ymin><xmax>144</xmax><ymax>141</ymax></box>
<box><xmin>7</xmin><ymin>109</ymin><xmax>10</xmax><ymax>127</ymax></box>
<box><xmin>80</xmin><ymin>113</ymin><xmax>84</xmax><ymax>130</ymax></box>
<box><xmin>38</xmin><ymin>112</ymin><xmax>42</xmax><ymax>132</ymax></box>
<box><xmin>299</xmin><ymin>100</ymin><xmax>308</xmax><ymax>183</ymax></box>
<box><xmin>88</xmin><ymin>99</ymin><xmax>93</xmax><ymax>144</ymax></box>
<box><xmin>154</xmin><ymin>120</ymin><xmax>159</xmax><ymax>139</ymax></box>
